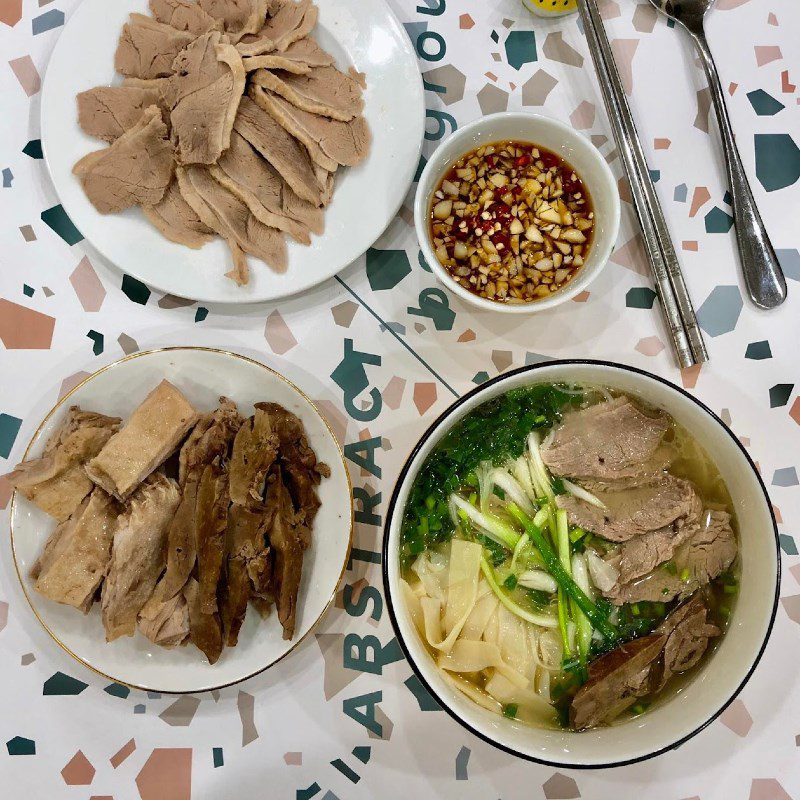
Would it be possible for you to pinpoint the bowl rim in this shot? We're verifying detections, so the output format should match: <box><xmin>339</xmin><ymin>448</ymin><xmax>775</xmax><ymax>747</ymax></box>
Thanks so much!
<box><xmin>413</xmin><ymin>111</ymin><xmax>621</xmax><ymax>314</ymax></box>
<box><xmin>381</xmin><ymin>358</ymin><xmax>780</xmax><ymax>768</ymax></box>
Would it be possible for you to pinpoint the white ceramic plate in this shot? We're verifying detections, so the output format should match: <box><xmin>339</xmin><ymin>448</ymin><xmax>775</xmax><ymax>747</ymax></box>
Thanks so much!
<box><xmin>41</xmin><ymin>0</ymin><xmax>424</xmax><ymax>304</ymax></box>
<box><xmin>384</xmin><ymin>361</ymin><xmax>779</xmax><ymax>767</ymax></box>
<box><xmin>10</xmin><ymin>348</ymin><xmax>353</xmax><ymax>692</ymax></box>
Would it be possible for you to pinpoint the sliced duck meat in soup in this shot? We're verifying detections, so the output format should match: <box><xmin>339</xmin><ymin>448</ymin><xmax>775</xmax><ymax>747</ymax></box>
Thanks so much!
<box><xmin>541</xmin><ymin>396</ymin><xmax>670</xmax><ymax>483</ymax></box>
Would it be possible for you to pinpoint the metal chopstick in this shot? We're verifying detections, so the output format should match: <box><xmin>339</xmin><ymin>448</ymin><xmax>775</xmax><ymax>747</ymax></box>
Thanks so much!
<box><xmin>577</xmin><ymin>0</ymin><xmax>709</xmax><ymax>368</ymax></box>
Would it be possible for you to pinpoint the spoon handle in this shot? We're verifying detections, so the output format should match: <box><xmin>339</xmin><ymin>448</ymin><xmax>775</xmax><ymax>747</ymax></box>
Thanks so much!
<box><xmin>692</xmin><ymin>30</ymin><xmax>787</xmax><ymax>309</ymax></box>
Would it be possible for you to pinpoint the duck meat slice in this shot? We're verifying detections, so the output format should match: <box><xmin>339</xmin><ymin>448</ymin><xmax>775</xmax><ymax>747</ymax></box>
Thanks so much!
<box><xmin>220</xmin><ymin>502</ymin><xmax>275</xmax><ymax>645</ymax></box>
<box><xmin>178</xmin><ymin>165</ymin><xmax>288</xmax><ymax>281</ymax></box>
<box><xmin>114</xmin><ymin>13</ymin><xmax>196</xmax><ymax>79</ymax></box>
<box><xmin>195</xmin><ymin>461</ymin><xmax>230</xmax><ymax>614</ymax></box>
<box><xmin>556</xmin><ymin>475</ymin><xmax>701</xmax><ymax>543</ymax></box>
<box><xmin>101</xmin><ymin>473</ymin><xmax>181</xmax><ymax>641</ymax></box>
<box><xmin>241</xmin><ymin>36</ymin><xmax>333</xmax><ymax>73</ymax></box>
<box><xmin>184</xmin><ymin>576</ymin><xmax>224</xmax><ymax>664</ymax></box>
<box><xmin>251</xmin><ymin>85</ymin><xmax>370</xmax><ymax>171</ymax></box>
<box><xmin>163</xmin><ymin>31</ymin><xmax>247</xmax><ymax>165</ymax></box>
<box><xmin>5</xmin><ymin>407</ymin><xmax>120</xmax><ymax>522</ymax></box>
<box><xmin>86</xmin><ymin>379</ymin><xmax>198</xmax><ymax>501</ymax></box>
<box><xmin>34</xmin><ymin>489</ymin><xmax>121</xmax><ymax>612</ymax></box>
<box><xmin>149</xmin><ymin>0</ymin><xmax>221</xmax><ymax>33</ymax></box>
<box><xmin>236</xmin><ymin>0</ymin><xmax>317</xmax><ymax>56</ymax></box>
<box><xmin>651</xmin><ymin>593</ymin><xmax>720</xmax><ymax>691</ymax></box>
<box><xmin>140</xmin><ymin>475</ymin><xmax>199</xmax><ymax>611</ymax></box>
<box><xmin>541</xmin><ymin>396</ymin><xmax>670</xmax><ymax>483</ymax></box>
<box><xmin>604</xmin><ymin>510</ymin><xmax>737</xmax><ymax>605</ymax></box>
<box><xmin>138</xmin><ymin>590</ymin><xmax>190</xmax><ymax>648</ymax></box>
<box><xmin>143</xmin><ymin>178</ymin><xmax>216</xmax><ymax>249</ymax></box>
<box><xmin>235</xmin><ymin>93</ymin><xmax>322</xmax><ymax>206</ymax></box>
<box><xmin>197</xmin><ymin>0</ymin><xmax>270</xmax><ymax>42</ymax></box>
<box><xmin>229</xmin><ymin>404</ymin><xmax>279</xmax><ymax>507</ymax></box>
<box><xmin>570</xmin><ymin>633</ymin><xmax>666</xmax><ymax>730</ymax></box>
<box><xmin>266</xmin><ymin>467</ymin><xmax>306</xmax><ymax>639</ymax></box>
<box><xmin>251</xmin><ymin>64</ymin><xmax>364</xmax><ymax>122</ymax></box>
<box><xmin>179</xmin><ymin>397</ymin><xmax>243</xmax><ymax>486</ymax></box>
<box><xmin>210</xmin><ymin>131</ymin><xmax>312</xmax><ymax>243</ymax></box>
<box><xmin>256</xmin><ymin>402</ymin><xmax>328</xmax><ymax>535</ymax></box>
<box><xmin>73</xmin><ymin>106</ymin><xmax>174</xmax><ymax>214</ymax></box>
<box><xmin>77</xmin><ymin>85</ymin><xmax>165</xmax><ymax>143</ymax></box>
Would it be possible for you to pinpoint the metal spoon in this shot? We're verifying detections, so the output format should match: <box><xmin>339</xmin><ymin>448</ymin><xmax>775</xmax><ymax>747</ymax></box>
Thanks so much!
<box><xmin>648</xmin><ymin>0</ymin><xmax>787</xmax><ymax>309</ymax></box>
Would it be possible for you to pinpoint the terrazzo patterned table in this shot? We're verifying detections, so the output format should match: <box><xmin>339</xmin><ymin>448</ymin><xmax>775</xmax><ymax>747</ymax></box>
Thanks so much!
<box><xmin>1</xmin><ymin>0</ymin><xmax>799</xmax><ymax>798</ymax></box>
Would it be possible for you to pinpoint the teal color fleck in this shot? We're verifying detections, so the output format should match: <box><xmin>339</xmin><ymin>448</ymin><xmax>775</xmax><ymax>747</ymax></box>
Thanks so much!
<box><xmin>352</xmin><ymin>746</ymin><xmax>371</xmax><ymax>764</ymax></box>
<box><xmin>505</xmin><ymin>31</ymin><xmax>537</xmax><ymax>70</ymax></box>
<box><xmin>330</xmin><ymin>759</ymin><xmax>360</xmax><ymax>783</ymax></box>
<box><xmin>134</xmin><ymin>704</ymin><xmax>146</xmax><ymax>714</ymax></box>
<box><xmin>472</xmin><ymin>371</ymin><xmax>490</xmax><ymax>384</ymax></box>
<box><xmin>104</xmin><ymin>683</ymin><xmax>130</xmax><ymax>699</ymax></box>
<box><xmin>769</xmin><ymin>383</ymin><xmax>793</xmax><ymax>408</ymax></box>
<box><xmin>22</xmin><ymin>140</ymin><xmax>43</xmax><ymax>159</ymax></box>
<box><xmin>195</xmin><ymin>307</ymin><xmax>208</xmax><ymax>322</ymax></box>
<box><xmin>414</xmin><ymin>155</ymin><xmax>427</xmax><ymax>183</ymax></box>
<box><xmin>745</xmin><ymin>340</ymin><xmax>771</xmax><ymax>360</ymax></box>
<box><xmin>773</xmin><ymin>467</ymin><xmax>798</xmax><ymax>487</ymax></box>
<box><xmin>2</xmin><ymin>168</ymin><xmax>12</xmax><ymax>188</ymax></box>
<box><xmin>673</xmin><ymin>183</ymin><xmax>687</xmax><ymax>202</ymax></box>
<box><xmin>649</xmin><ymin>169</ymin><xmax>660</xmax><ymax>183</ymax></box>
<box><xmin>747</xmin><ymin>89</ymin><xmax>785</xmax><ymax>116</ymax></box>
<box><xmin>704</xmin><ymin>206</ymin><xmax>734</xmax><ymax>233</ymax></box>
<box><xmin>121</xmin><ymin>275</ymin><xmax>151</xmax><ymax>305</ymax></box>
<box><xmin>696</xmin><ymin>285</ymin><xmax>742</xmax><ymax>337</ymax></box>
<box><xmin>32</xmin><ymin>9</ymin><xmax>64</xmax><ymax>34</ymax></box>
<box><xmin>212</xmin><ymin>747</ymin><xmax>224</xmax><ymax>768</ymax></box>
<box><xmin>297</xmin><ymin>783</ymin><xmax>321</xmax><ymax>800</ymax></box>
<box><xmin>6</xmin><ymin>737</ymin><xmax>35</xmax><ymax>756</ymax></box>
<box><xmin>87</xmin><ymin>330</ymin><xmax>104</xmax><ymax>355</ymax></box>
<box><xmin>754</xmin><ymin>133</ymin><xmax>800</xmax><ymax>192</ymax></box>
<box><xmin>779</xmin><ymin>534</ymin><xmax>798</xmax><ymax>556</ymax></box>
<box><xmin>366</xmin><ymin>248</ymin><xmax>412</xmax><ymax>291</ymax></box>
<box><xmin>0</xmin><ymin>414</ymin><xmax>23</xmax><ymax>459</ymax></box>
<box><xmin>23</xmin><ymin>284</ymin><xmax>34</xmax><ymax>297</ymax></box>
<box><xmin>626</xmin><ymin>287</ymin><xmax>657</xmax><ymax>309</ymax></box>
<box><xmin>404</xmin><ymin>674</ymin><xmax>441</xmax><ymax>711</ymax></box>
<box><xmin>417</xmin><ymin>250</ymin><xmax>432</xmax><ymax>273</ymax></box>
<box><xmin>525</xmin><ymin>352</ymin><xmax>553</xmax><ymax>366</ymax></box>
<box><xmin>43</xmin><ymin>672</ymin><xmax>88</xmax><ymax>696</ymax></box>
<box><xmin>41</xmin><ymin>205</ymin><xmax>83</xmax><ymax>245</ymax></box>
<box><xmin>455</xmin><ymin>746</ymin><xmax>470</xmax><ymax>780</ymax></box>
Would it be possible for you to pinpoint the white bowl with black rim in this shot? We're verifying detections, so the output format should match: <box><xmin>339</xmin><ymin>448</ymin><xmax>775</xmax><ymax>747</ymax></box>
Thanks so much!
<box><xmin>382</xmin><ymin>360</ymin><xmax>779</xmax><ymax>767</ymax></box>
<box><xmin>414</xmin><ymin>113</ymin><xmax>620</xmax><ymax>313</ymax></box>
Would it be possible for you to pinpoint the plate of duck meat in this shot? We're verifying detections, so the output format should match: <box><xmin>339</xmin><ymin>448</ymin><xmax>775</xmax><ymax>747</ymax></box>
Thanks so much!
<box><xmin>40</xmin><ymin>0</ymin><xmax>424</xmax><ymax>302</ymax></box>
<box><xmin>6</xmin><ymin>347</ymin><xmax>353</xmax><ymax>692</ymax></box>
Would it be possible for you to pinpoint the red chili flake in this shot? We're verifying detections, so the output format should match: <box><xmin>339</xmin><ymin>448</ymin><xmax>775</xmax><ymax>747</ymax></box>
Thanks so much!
<box><xmin>492</xmin><ymin>232</ymin><xmax>511</xmax><ymax>250</ymax></box>
<box><xmin>486</xmin><ymin>155</ymin><xmax>497</xmax><ymax>167</ymax></box>
<box><xmin>515</xmin><ymin>154</ymin><xmax>531</xmax><ymax>168</ymax></box>
<box><xmin>539</xmin><ymin>151</ymin><xmax>561</xmax><ymax>169</ymax></box>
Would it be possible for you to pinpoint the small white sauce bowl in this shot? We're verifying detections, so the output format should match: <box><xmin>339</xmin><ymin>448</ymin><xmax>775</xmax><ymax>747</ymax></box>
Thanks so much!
<box><xmin>383</xmin><ymin>361</ymin><xmax>779</xmax><ymax>767</ymax></box>
<box><xmin>414</xmin><ymin>112</ymin><xmax>620</xmax><ymax>313</ymax></box>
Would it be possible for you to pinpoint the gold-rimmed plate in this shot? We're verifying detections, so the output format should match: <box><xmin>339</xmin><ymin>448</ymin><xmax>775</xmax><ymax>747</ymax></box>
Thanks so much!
<box><xmin>10</xmin><ymin>348</ymin><xmax>353</xmax><ymax>693</ymax></box>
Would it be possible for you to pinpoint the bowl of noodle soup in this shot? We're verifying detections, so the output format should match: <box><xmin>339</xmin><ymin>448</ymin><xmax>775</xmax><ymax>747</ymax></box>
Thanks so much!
<box><xmin>382</xmin><ymin>360</ymin><xmax>778</xmax><ymax>767</ymax></box>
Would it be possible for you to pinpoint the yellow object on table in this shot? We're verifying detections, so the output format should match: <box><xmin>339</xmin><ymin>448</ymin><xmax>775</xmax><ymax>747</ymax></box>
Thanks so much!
<box><xmin>522</xmin><ymin>0</ymin><xmax>577</xmax><ymax>17</ymax></box>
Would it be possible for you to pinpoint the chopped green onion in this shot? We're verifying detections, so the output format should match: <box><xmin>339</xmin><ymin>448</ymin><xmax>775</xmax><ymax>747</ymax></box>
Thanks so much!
<box><xmin>425</xmin><ymin>495</ymin><xmax>436</xmax><ymax>510</ymax></box>
<box><xmin>630</xmin><ymin>702</ymin><xmax>650</xmax><ymax>716</ymax></box>
<box><xmin>719</xmin><ymin>605</ymin><xmax>731</xmax><ymax>618</ymax></box>
<box><xmin>502</xmin><ymin>703</ymin><xmax>518</xmax><ymax>719</ymax></box>
<box><xmin>468</xmin><ymin>492</ymin><xmax>478</xmax><ymax>505</ymax></box>
<box><xmin>680</xmin><ymin>567</ymin><xmax>691</xmax><ymax>582</ymax></box>
<box><xmin>723</xmin><ymin>584</ymin><xmax>738</xmax><ymax>595</ymax></box>
<box><xmin>631</xmin><ymin>603</ymin><xmax>641</xmax><ymax>617</ymax></box>
<box><xmin>450</xmin><ymin>494</ymin><xmax>521</xmax><ymax>550</ymax></box>
<box><xmin>417</xmin><ymin>517</ymin><xmax>429</xmax><ymax>537</ymax></box>
<box><xmin>479</xmin><ymin>556</ymin><xmax>558</xmax><ymax>628</ymax></box>
<box><xmin>663</xmin><ymin>560</ymin><xmax>678</xmax><ymax>575</ymax></box>
<box><xmin>510</xmin><ymin>532</ymin><xmax>529</xmax><ymax>572</ymax></box>
<box><xmin>465</xmin><ymin>471</ymin><xmax>478</xmax><ymax>487</ymax></box>
<box><xmin>569</xmin><ymin>527</ymin><xmax>587</xmax><ymax>544</ymax></box>
<box><xmin>503</xmin><ymin>574</ymin><xmax>518</xmax><ymax>590</ymax></box>
<box><xmin>507</xmin><ymin>504</ymin><xmax>618</xmax><ymax>642</ymax></box>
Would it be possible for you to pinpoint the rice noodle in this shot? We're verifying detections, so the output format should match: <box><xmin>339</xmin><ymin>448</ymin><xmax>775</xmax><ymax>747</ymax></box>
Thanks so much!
<box><xmin>442</xmin><ymin>671</ymin><xmax>503</xmax><ymax>714</ymax></box>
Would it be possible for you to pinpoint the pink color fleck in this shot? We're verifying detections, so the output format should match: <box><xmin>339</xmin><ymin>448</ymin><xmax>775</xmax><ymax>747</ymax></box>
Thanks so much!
<box><xmin>755</xmin><ymin>45</ymin><xmax>783</xmax><ymax>67</ymax></box>
<box><xmin>635</xmin><ymin>336</ymin><xmax>665</xmax><ymax>357</ymax></box>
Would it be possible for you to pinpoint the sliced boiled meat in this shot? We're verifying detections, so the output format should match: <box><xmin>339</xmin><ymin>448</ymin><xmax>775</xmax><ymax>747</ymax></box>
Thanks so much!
<box><xmin>197</xmin><ymin>0</ymin><xmax>270</xmax><ymax>42</ymax></box>
<box><xmin>114</xmin><ymin>13</ymin><xmax>195</xmax><ymax>79</ymax></box>
<box><xmin>236</xmin><ymin>0</ymin><xmax>317</xmax><ymax>56</ymax></box>
<box><xmin>557</xmin><ymin>475</ymin><xmax>701</xmax><ymax>542</ymax></box>
<box><xmin>240</xmin><ymin>36</ymin><xmax>333</xmax><ymax>73</ymax></box>
<box><xmin>77</xmin><ymin>85</ymin><xmax>165</xmax><ymax>143</ymax></box>
<box><xmin>73</xmin><ymin>106</ymin><xmax>174</xmax><ymax>214</ymax></box>
<box><xmin>149</xmin><ymin>0</ymin><xmax>221</xmax><ymax>33</ymax></box>
<box><xmin>541</xmin><ymin>396</ymin><xmax>670</xmax><ymax>483</ymax></box>
<box><xmin>143</xmin><ymin>178</ymin><xmax>216</xmax><ymax>248</ymax></box>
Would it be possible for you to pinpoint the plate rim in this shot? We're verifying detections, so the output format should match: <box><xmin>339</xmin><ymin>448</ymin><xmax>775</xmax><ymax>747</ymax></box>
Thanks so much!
<box><xmin>39</xmin><ymin>0</ymin><xmax>425</xmax><ymax>305</ymax></box>
<box><xmin>9</xmin><ymin>346</ymin><xmax>354</xmax><ymax>694</ymax></box>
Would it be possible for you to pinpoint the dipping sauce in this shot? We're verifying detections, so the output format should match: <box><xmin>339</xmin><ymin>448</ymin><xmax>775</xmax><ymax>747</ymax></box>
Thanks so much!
<box><xmin>429</xmin><ymin>140</ymin><xmax>594</xmax><ymax>304</ymax></box>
